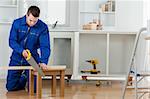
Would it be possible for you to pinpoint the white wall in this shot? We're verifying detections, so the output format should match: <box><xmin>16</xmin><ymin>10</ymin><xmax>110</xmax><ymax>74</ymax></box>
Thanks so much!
<box><xmin>116</xmin><ymin>0</ymin><xmax>143</xmax><ymax>31</ymax></box>
<box><xmin>18</xmin><ymin>0</ymin><xmax>79</xmax><ymax>31</ymax></box>
<box><xmin>0</xmin><ymin>25</ymin><xmax>12</xmax><ymax>78</ymax></box>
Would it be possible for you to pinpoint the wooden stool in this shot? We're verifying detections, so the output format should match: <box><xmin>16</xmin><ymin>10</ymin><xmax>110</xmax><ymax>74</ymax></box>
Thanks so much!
<box><xmin>29</xmin><ymin>66</ymin><xmax>66</xmax><ymax>98</ymax></box>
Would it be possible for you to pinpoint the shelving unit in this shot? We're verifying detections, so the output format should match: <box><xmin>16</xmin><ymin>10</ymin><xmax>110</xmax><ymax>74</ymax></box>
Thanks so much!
<box><xmin>79</xmin><ymin>0</ymin><xmax>116</xmax><ymax>30</ymax></box>
<box><xmin>72</xmin><ymin>31</ymin><xmax>137</xmax><ymax>81</ymax></box>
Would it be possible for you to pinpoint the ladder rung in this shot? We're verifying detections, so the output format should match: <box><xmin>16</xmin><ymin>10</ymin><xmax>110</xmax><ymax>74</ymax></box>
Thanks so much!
<box><xmin>137</xmin><ymin>89</ymin><xmax>150</xmax><ymax>93</ymax></box>
<box><xmin>138</xmin><ymin>72</ymin><xmax>150</xmax><ymax>76</ymax></box>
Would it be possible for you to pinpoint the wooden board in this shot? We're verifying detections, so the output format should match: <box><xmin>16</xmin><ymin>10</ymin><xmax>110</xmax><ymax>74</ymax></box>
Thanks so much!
<box><xmin>0</xmin><ymin>66</ymin><xmax>66</xmax><ymax>70</ymax></box>
<box><xmin>0</xmin><ymin>66</ymin><xmax>33</xmax><ymax>70</ymax></box>
<box><xmin>44</xmin><ymin>66</ymin><xmax>66</xmax><ymax>71</ymax></box>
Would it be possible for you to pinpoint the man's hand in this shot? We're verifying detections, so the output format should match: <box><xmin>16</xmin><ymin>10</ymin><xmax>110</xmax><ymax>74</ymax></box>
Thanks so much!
<box><xmin>22</xmin><ymin>50</ymin><xmax>29</xmax><ymax>58</ymax></box>
<box><xmin>39</xmin><ymin>63</ymin><xmax>48</xmax><ymax>70</ymax></box>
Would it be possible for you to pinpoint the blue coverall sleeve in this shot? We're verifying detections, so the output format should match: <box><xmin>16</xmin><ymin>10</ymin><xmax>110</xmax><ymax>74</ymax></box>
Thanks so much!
<box><xmin>9</xmin><ymin>21</ymin><xmax>24</xmax><ymax>55</ymax></box>
<box><xmin>39</xmin><ymin>26</ymin><xmax>51</xmax><ymax>64</ymax></box>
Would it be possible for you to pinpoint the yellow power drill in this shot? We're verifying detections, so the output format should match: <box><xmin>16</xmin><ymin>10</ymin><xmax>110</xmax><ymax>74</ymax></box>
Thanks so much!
<box><xmin>81</xmin><ymin>59</ymin><xmax>100</xmax><ymax>74</ymax></box>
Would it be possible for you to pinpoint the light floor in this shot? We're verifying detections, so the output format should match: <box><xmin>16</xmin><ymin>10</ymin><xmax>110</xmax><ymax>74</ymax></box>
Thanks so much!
<box><xmin>0</xmin><ymin>79</ymin><xmax>149</xmax><ymax>99</ymax></box>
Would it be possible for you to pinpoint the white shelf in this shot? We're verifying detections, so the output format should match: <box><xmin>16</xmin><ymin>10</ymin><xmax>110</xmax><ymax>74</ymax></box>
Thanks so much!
<box><xmin>0</xmin><ymin>5</ymin><xmax>17</xmax><ymax>8</ymax></box>
<box><xmin>79</xmin><ymin>0</ymin><xmax>116</xmax><ymax>29</ymax></box>
<box><xmin>73</xmin><ymin>74</ymin><xmax>126</xmax><ymax>81</ymax></box>
<box><xmin>80</xmin><ymin>11</ymin><xmax>100</xmax><ymax>14</ymax></box>
<box><xmin>101</xmin><ymin>11</ymin><xmax>115</xmax><ymax>14</ymax></box>
<box><xmin>79</xmin><ymin>30</ymin><xmax>137</xmax><ymax>34</ymax></box>
<box><xmin>80</xmin><ymin>11</ymin><xmax>115</xmax><ymax>14</ymax></box>
<box><xmin>127</xmin><ymin>86</ymin><xmax>150</xmax><ymax>89</ymax></box>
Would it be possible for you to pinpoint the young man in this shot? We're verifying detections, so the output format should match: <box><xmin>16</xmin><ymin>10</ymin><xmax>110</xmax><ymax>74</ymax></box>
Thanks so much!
<box><xmin>6</xmin><ymin>6</ymin><xmax>50</xmax><ymax>91</ymax></box>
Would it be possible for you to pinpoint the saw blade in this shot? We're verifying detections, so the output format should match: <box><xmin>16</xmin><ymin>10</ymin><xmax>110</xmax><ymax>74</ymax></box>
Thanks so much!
<box><xmin>26</xmin><ymin>49</ymin><xmax>45</xmax><ymax>76</ymax></box>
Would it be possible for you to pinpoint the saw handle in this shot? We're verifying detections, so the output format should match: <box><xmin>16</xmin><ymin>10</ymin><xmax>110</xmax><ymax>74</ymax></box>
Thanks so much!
<box><xmin>25</xmin><ymin>49</ymin><xmax>31</xmax><ymax>60</ymax></box>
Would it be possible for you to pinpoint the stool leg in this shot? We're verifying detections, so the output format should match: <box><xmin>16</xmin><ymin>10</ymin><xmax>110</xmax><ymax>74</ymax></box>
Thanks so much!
<box><xmin>36</xmin><ymin>73</ymin><xmax>42</xmax><ymax>98</ymax></box>
<box><xmin>51</xmin><ymin>74</ymin><xmax>56</xmax><ymax>96</ymax></box>
<box><xmin>29</xmin><ymin>70</ymin><xmax>34</xmax><ymax>95</ymax></box>
<box><xmin>60</xmin><ymin>70</ymin><xmax>65</xmax><ymax>96</ymax></box>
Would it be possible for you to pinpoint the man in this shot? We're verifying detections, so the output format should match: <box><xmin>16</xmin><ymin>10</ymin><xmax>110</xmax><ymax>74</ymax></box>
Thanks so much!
<box><xmin>6</xmin><ymin>6</ymin><xmax>50</xmax><ymax>91</ymax></box>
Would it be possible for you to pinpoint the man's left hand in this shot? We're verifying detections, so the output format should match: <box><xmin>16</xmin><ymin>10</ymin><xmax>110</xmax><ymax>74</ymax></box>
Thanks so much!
<box><xmin>39</xmin><ymin>63</ymin><xmax>48</xmax><ymax>70</ymax></box>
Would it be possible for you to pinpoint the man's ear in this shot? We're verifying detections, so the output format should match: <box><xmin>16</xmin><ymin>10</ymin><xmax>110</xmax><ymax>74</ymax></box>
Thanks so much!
<box><xmin>26</xmin><ymin>13</ymin><xmax>30</xmax><ymax>17</ymax></box>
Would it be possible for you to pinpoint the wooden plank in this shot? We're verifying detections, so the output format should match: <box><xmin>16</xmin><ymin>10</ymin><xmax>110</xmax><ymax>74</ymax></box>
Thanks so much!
<box><xmin>0</xmin><ymin>66</ymin><xmax>66</xmax><ymax>70</ymax></box>
<box><xmin>44</xmin><ymin>71</ymin><xmax>61</xmax><ymax>75</ymax></box>
<box><xmin>43</xmin><ymin>66</ymin><xmax>66</xmax><ymax>71</ymax></box>
<box><xmin>0</xmin><ymin>66</ymin><xmax>33</xmax><ymax>70</ymax></box>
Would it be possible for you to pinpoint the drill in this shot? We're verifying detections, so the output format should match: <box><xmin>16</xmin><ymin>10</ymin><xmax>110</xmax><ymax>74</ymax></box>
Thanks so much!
<box><xmin>81</xmin><ymin>59</ymin><xmax>100</xmax><ymax>74</ymax></box>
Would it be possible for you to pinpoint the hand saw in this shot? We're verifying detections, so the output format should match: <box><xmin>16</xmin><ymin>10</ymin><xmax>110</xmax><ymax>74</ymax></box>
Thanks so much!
<box><xmin>26</xmin><ymin>49</ymin><xmax>45</xmax><ymax>76</ymax></box>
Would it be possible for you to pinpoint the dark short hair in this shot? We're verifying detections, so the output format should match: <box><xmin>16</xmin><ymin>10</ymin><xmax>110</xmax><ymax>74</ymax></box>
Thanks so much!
<box><xmin>27</xmin><ymin>6</ymin><xmax>40</xmax><ymax>17</ymax></box>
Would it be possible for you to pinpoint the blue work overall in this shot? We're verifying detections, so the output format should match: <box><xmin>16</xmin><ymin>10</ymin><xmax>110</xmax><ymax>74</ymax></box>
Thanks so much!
<box><xmin>6</xmin><ymin>15</ymin><xmax>50</xmax><ymax>91</ymax></box>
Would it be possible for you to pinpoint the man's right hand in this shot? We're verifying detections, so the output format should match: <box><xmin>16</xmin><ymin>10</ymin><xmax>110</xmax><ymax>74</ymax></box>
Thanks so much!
<box><xmin>22</xmin><ymin>50</ymin><xmax>29</xmax><ymax>58</ymax></box>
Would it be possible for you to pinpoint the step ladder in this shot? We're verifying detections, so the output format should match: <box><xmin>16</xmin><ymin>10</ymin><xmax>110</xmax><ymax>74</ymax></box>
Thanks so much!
<box><xmin>121</xmin><ymin>27</ymin><xmax>150</xmax><ymax>99</ymax></box>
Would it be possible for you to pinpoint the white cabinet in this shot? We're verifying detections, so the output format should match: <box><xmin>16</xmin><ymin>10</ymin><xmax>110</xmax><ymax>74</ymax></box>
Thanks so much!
<box><xmin>48</xmin><ymin>32</ymin><xmax>74</xmax><ymax>76</ymax></box>
<box><xmin>0</xmin><ymin>0</ymin><xmax>18</xmax><ymax>24</ymax></box>
<box><xmin>79</xmin><ymin>0</ymin><xmax>116</xmax><ymax>30</ymax></box>
<box><xmin>72</xmin><ymin>31</ymin><xmax>136</xmax><ymax>80</ymax></box>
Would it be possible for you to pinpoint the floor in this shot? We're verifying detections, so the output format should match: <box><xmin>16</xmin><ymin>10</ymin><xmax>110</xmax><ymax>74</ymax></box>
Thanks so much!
<box><xmin>0</xmin><ymin>79</ymin><xmax>149</xmax><ymax>99</ymax></box>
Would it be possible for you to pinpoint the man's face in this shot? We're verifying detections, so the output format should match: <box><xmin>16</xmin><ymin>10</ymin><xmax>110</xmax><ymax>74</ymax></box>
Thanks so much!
<box><xmin>26</xmin><ymin>13</ymin><xmax>38</xmax><ymax>27</ymax></box>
